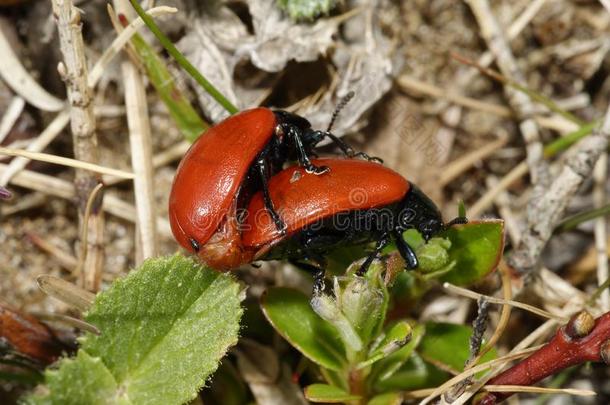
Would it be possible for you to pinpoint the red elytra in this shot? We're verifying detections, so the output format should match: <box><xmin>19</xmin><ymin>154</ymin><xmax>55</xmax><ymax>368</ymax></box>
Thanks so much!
<box><xmin>242</xmin><ymin>158</ymin><xmax>410</xmax><ymax>251</ymax></box>
<box><xmin>169</xmin><ymin>108</ymin><xmax>276</xmax><ymax>269</ymax></box>
<box><xmin>168</xmin><ymin>107</ymin><xmax>368</xmax><ymax>270</ymax></box>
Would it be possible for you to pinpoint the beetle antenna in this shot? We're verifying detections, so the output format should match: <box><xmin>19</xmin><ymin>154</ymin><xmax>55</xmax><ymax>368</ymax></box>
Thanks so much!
<box><xmin>326</xmin><ymin>91</ymin><xmax>355</xmax><ymax>132</ymax></box>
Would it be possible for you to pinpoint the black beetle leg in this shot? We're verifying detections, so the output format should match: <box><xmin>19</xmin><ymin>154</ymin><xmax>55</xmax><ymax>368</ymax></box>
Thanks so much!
<box><xmin>393</xmin><ymin>230</ymin><xmax>418</xmax><ymax>269</ymax></box>
<box><xmin>289</xmin><ymin>259</ymin><xmax>326</xmax><ymax>295</ymax></box>
<box><xmin>321</xmin><ymin>132</ymin><xmax>356</xmax><ymax>157</ymax></box>
<box><xmin>312</xmin><ymin>268</ymin><xmax>326</xmax><ymax>296</ymax></box>
<box><xmin>445</xmin><ymin>216</ymin><xmax>468</xmax><ymax>228</ymax></box>
<box><xmin>255</xmin><ymin>156</ymin><xmax>286</xmax><ymax>234</ymax></box>
<box><xmin>322</xmin><ymin>132</ymin><xmax>383</xmax><ymax>163</ymax></box>
<box><xmin>289</xmin><ymin>127</ymin><xmax>329</xmax><ymax>175</ymax></box>
<box><xmin>356</xmin><ymin>233</ymin><xmax>391</xmax><ymax>276</ymax></box>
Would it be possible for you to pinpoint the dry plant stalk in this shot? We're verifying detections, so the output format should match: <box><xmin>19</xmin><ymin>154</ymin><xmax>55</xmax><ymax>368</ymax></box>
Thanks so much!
<box><xmin>113</xmin><ymin>0</ymin><xmax>158</xmax><ymax>262</ymax></box>
<box><xmin>466</xmin><ymin>0</ymin><xmax>548</xmax><ymax>188</ymax></box>
<box><xmin>52</xmin><ymin>0</ymin><xmax>104</xmax><ymax>291</ymax></box>
<box><xmin>507</xmin><ymin>113</ymin><xmax>610</xmax><ymax>277</ymax></box>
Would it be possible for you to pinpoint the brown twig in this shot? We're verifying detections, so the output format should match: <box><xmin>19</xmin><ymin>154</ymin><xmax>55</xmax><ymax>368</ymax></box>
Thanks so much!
<box><xmin>52</xmin><ymin>0</ymin><xmax>104</xmax><ymax>292</ymax></box>
<box><xmin>476</xmin><ymin>310</ymin><xmax>610</xmax><ymax>404</ymax></box>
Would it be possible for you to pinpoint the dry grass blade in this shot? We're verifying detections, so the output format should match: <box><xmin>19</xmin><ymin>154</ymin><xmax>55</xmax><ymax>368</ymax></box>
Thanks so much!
<box><xmin>0</xmin><ymin>163</ymin><xmax>173</xmax><ymax>237</ymax></box>
<box><xmin>466</xmin><ymin>0</ymin><xmax>547</xmax><ymax>188</ymax></box>
<box><xmin>27</xmin><ymin>231</ymin><xmax>78</xmax><ymax>272</ymax></box>
<box><xmin>0</xmin><ymin>146</ymin><xmax>134</xmax><ymax>179</ymax></box>
<box><xmin>484</xmin><ymin>385</ymin><xmax>596</xmax><ymax>396</ymax></box>
<box><xmin>0</xmin><ymin>28</ymin><xmax>64</xmax><ymax>111</ymax></box>
<box><xmin>122</xmin><ymin>60</ymin><xmax>158</xmax><ymax>261</ymax></box>
<box><xmin>470</xmin><ymin>162</ymin><xmax>528</xmax><ymax>217</ymax></box>
<box><xmin>0</xmin><ymin>6</ymin><xmax>178</xmax><ymax>188</ymax></box>
<box><xmin>0</xmin><ymin>96</ymin><xmax>25</xmax><ymax>144</ymax></box>
<box><xmin>417</xmin><ymin>347</ymin><xmax>541</xmax><ymax>405</ymax></box>
<box><xmin>440</xmin><ymin>136</ymin><xmax>508</xmax><ymax>186</ymax></box>
<box><xmin>31</xmin><ymin>311</ymin><xmax>100</xmax><ymax>335</ymax></box>
<box><xmin>443</xmin><ymin>282</ymin><xmax>565</xmax><ymax>321</ymax></box>
<box><xmin>88</xmin><ymin>5</ymin><xmax>178</xmax><ymax>87</ymax></box>
<box><xmin>0</xmin><ymin>109</ymin><xmax>71</xmax><ymax>186</ymax></box>
<box><xmin>75</xmin><ymin>183</ymin><xmax>105</xmax><ymax>287</ymax></box>
<box><xmin>397</xmin><ymin>75</ymin><xmax>511</xmax><ymax>117</ymax></box>
<box><xmin>37</xmin><ymin>275</ymin><xmax>95</xmax><ymax>312</ymax></box>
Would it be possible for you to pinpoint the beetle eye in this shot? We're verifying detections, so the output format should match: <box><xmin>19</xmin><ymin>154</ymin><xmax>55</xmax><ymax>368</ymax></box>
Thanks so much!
<box><xmin>189</xmin><ymin>238</ymin><xmax>200</xmax><ymax>252</ymax></box>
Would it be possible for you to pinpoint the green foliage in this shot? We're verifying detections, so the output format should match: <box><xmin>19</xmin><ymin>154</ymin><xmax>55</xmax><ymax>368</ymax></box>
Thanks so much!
<box><xmin>418</xmin><ymin>322</ymin><xmax>497</xmax><ymax>372</ymax></box>
<box><xmin>128</xmin><ymin>29</ymin><xmax>208</xmax><ymax>142</ymax></box>
<box><xmin>261</xmin><ymin>288</ymin><xmax>346</xmax><ymax>371</ymax></box>
<box><xmin>276</xmin><ymin>0</ymin><xmax>340</xmax><ymax>20</ymax></box>
<box><xmin>128</xmin><ymin>0</ymin><xmax>238</xmax><ymax>114</ymax></box>
<box><xmin>304</xmin><ymin>383</ymin><xmax>361</xmax><ymax>403</ymax></box>
<box><xmin>26</xmin><ymin>255</ymin><xmax>243</xmax><ymax>405</ymax></box>
<box><xmin>438</xmin><ymin>220</ymin><xmax>504</xmax><ymax>286</ymax></box>
<box><xmin>263</xmin><ymin>221</ymin><xmax>504</xmax><ymax>402</ymax></box>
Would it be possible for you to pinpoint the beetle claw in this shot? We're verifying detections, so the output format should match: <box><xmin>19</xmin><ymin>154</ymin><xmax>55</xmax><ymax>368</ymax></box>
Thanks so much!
<box><xmin>306</xmin><ymin>165</ymin><xmax>330</xmax><ymax>175</ymax></box>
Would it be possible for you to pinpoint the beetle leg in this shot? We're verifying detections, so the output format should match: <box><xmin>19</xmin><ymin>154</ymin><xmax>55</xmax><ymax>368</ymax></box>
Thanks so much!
<box><xmin>289</xmin><ymin>127</ymin><xmax>329</xmax><ymax>175</ymax></box>
<box><xmin>321</xmin><ymin>132</ymin><xmax>383</xmax><ymax>163</ymax></box>
<box><xmin>256</xmin><ymin>157</ymin><xmax>287</xmax><ymax>234</ymax></box>
<box><xmin>312</xmin><ymin>268</ymin><xmax>326</xmax><ymax>296</ymax></box>
<box><xmin>445</xmin><ymin>216</ymin><xmax>468</xmax><ymax>228</ymax></box>
<box><xmin>289</xmin><ymin>260</ymin><xmax>326</xmax><ymax>295</ymax></box>
<box><xmin>356</xmin><ymin>233</ymin><xmax>391</xmax><ymax>276</ymax></box>
<box><xmin>393</xmin><ymin>230</ymin><xmax>419</xmax><ymax>269</ymax></box>
<box><xmin>321</xmin><ymin>132</ymin><xmax>356</xmax><ymax>157</ymax></box>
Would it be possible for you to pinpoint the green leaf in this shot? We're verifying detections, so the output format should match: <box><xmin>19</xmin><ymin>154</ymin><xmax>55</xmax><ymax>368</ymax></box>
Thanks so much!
<box><xmin>438</xmin><ymin>220</ymin><xmax>504</xmax><ymax>286</ymax></box>
<box><xmin>304</xmin><ymin>384</ymin><xmax>361</xmax><ymax>403</ymax></box>
<box><xmin>368</xmin><ymin>391</ymin><xmax>402</xmax><ymax>405</ymax></box>
<box><xmin>129</xmin><ymin>0</ymin><xmax>238</xmax><ymax>114</ymax></box>
<box><xmin>261</xmin><ymin>288</ymin><xmax>346</xmax><ymax>371</ymax></box>
<box><xmin>359</xmin><ymin>321</ymin><xmax>412</xmax><ymax>369</ymax></box>
<box><xmin>418</xmin><ymin>322</ymin><xmax>497</xmax><ymax>372</ymax></box>
<box><xmin>369</xmin><ymin>323</ymin><xmax>423</xmax><ymax>384</ymax></box>
<box><xmin>28</xmin><ymin>255</ymin><xmax>243</xmax><ymax>405</ymax></box>
<box><xmin>26</xmin><ymin>351</ymin><xmax>118</xmax><ymax>405</ymax></box>
<box><xmin>373</xmin><ymin>353</ymin><xmax>447</xmax><ymax>392</ymax></box>
<box><xmin>127</xmin><ymin>28</ymin><xmax>208</xmax><ymax>142</ymax></box>
<box><xmin>276</xmin><ymin>0</ymin><xmax>339</xmax><ymax>20</ymax></box>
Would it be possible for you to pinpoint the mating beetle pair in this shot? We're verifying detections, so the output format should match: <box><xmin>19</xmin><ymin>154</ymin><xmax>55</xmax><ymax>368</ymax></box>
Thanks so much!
<box><xmin>168</xmin><ymin>107</ymin><xmax>465</xmax><ymax>282</ymax></box>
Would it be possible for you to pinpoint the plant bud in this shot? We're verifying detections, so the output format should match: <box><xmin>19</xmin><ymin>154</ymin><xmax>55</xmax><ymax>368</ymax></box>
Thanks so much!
<box><xmin>565</xmin><ymin>311</ymin><xmax>595</xmax><ymax>339</ymax></box>
<box><xmin>311</xmin><ymin>293</ymin><xmax>362</xmax><ymax>351</ymax></box>
<box><xmin>416</xmin><ymin>237</ymin><xmax>451</xmax><ymax>273</ymax></box>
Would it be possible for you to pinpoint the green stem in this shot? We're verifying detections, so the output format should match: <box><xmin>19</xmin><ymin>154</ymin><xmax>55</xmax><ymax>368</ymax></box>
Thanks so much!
<box><xmin>128</xmin><ymin>0</ymin><xmax>238</xmax><ymax>114</ymax></box>
<box><xmin>555</xmin><ymin>202</ymin><xmax>610</xmax><ymax>233</ymax></box>
<box><xmin>588</xmin><ymin>277</ymin><xmax>610</xmax><ymax>306</ymax></box>
<box><xmin>508</xmin><ymin>80</ymin><xmax>584</xmax><ymax>126</ymax></box>
<box><xmin>543</xmin><ymin>120</ymin><xmax>600</xmax><ymax>158</ymax></box>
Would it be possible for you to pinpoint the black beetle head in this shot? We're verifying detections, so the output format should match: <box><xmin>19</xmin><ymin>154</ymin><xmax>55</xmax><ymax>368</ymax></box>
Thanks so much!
<box><xmin>399</xmin><ymin>185</ymin><xmax>444</xmax><ymax>241</ymax></box>
<box><xmin>274</xmin><ymin>110</ymin><xmax>328</xmax><ymax>155</ymax></box>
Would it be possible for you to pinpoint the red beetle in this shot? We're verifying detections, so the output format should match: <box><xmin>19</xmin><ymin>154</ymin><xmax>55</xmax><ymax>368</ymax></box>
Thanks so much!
<box><xmin>242</xmin><ymin>158</ymin><xmax>466</xmax><ymax>290</ymax></box>
<box><xmin>169</xmin><ymin>108</ymin><xmax>372</xmax><ymax>270</ymax></box>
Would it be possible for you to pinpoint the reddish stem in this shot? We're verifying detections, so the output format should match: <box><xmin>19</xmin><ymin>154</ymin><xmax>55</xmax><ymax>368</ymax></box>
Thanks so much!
<box><xmin>477</xmin><ymin>311</ymin><xmax>610</xmax><ymax>404</ymax></box>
